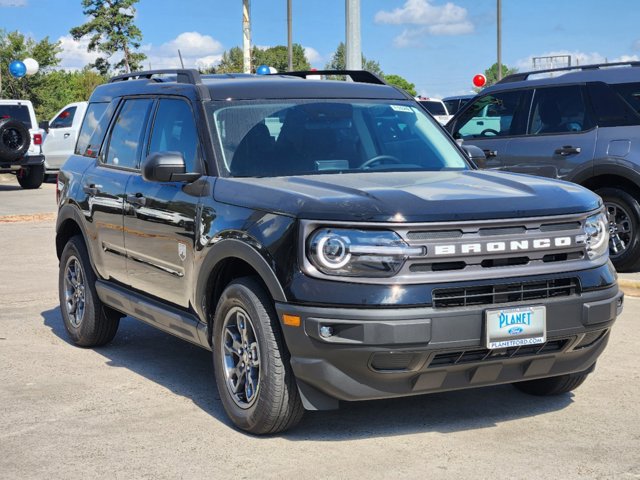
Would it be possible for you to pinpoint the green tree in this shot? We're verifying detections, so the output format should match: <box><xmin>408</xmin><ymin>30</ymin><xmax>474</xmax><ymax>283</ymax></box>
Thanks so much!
<box><xmin>37</xmin><ymin>69</ymin><xmax>107</xmax><ymax>120</ymax></box>
<box><xmin>0</xmin><ymin>30</ymin><xmax>61</xmax><ymax>105</ymax></box>
<box><xmin>216</xmin><ymin>44</ymin><xmax>311</xmax><ymax>74</ymax></box>
<box><xmin>215</xmin><ymin>46</ymin><xmax>244</xmax><ymax>73</ymax></box>
<box><xmin>480</xmin><ymin>62</ymin><xmax>518</xmax><ymax>89</ymax></box>
<box><xmin>70</xmin><ymin>0</ymin><xmax>146</xmax><ymax>75</ymax></box>
<box><xmin>325</xmin><ymin>42</ymin><xmax>384</xmax><ymax>77</ymax></box>
<box><xmin>385</xmin><ymin>74</ymin><xmax>416</xmax><ymax>96</ymax></box>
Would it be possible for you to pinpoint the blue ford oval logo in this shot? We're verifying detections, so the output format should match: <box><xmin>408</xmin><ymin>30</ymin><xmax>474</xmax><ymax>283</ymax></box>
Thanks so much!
<box><xmin>508</xmin><ymin>326</ymin><xmax>523</xmax><ymax>335</ymax></box>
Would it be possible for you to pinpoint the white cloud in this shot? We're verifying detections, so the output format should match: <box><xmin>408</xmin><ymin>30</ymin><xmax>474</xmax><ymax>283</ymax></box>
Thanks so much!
<box><xmin>0</xmin><ymin>0</ymin><xmax>26</xmax><ymax>6</ymax></box>
<box><xmin>516</xmin><ymin>50</ymin><xmax>640</xmax><ymax>71</ymax></box>
<box><xmin>633</xmin><ymin>40</ymin><xmax>640</xmax><ymax>51</ymax></box>
<box><xmin>303</xmin><ymin>46</ymin><xmax>323</xmax><ymax>66</ymax></box>
<box><xmin>58</xmin><ymin>31</ymin><xmax>224</xmax><ymax>71</ymax></box>
<box><xmin>375</xmin><ymin>0</ymin><xmax>473</xmax><ymax>46</ymax></box>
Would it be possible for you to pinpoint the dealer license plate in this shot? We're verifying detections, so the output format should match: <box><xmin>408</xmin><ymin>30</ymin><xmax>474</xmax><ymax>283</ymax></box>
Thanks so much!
<box><xmin>485</xmin><ymin>305</ymin><xmax>546</xmax><ymax>349</ymax></box>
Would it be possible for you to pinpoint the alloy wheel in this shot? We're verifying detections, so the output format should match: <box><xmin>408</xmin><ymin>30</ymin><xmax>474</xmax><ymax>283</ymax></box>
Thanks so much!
<box><xmin>605</xmin><ymin>201</ymin><xmax>633</xmax><ymax>258</ymax></box>
<box><xmin>63</xmin><ymin>256</ymin><xmax>86</xmax><ymax>327</ymax></box>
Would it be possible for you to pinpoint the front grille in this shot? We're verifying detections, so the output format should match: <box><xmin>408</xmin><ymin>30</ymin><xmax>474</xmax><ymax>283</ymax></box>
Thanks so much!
<box><xmin>428</xmin><ymin>339</ymin><xmax>569</xmax><ymax>368</ymax></box>
<box><xmin>432</xmin><ymin>277</ymin><xmax>579</xmax><ymax>308</ymax></box>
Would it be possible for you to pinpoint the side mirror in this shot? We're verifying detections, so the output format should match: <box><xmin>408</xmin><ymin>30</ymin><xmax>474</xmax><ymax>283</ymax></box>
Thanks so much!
<box><xmin>39</xmin><ymin>120</ymin><xmax>49</xmax><ymax>133</ymax></box>
<box><xmin>461</xmin><ymin>144</ymin><xmax>487</xmax><ymax>169</ymax></box>
<box><xmin>142</xmin><ymin>152</ymin><xmax>201</xmax><ymax>183</ymax></box>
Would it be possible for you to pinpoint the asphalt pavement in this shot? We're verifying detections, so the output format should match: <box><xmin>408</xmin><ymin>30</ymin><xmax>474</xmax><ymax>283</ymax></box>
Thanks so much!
<box><xmin>1</xmin><ymin>174</ymin><xmax>639</xmax><ymax>479</ymax></box>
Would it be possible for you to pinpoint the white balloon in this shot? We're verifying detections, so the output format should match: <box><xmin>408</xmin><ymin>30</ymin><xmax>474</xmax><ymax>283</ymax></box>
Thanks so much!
<box><xmin>268</xmin><ymin>66</ymin><xmax>278</xmax><ymax>74</ymax></box>
<box><xmin>23</xmin><ymin>58</ymin><xmax>39</xmax><ymax>76</ymax></box>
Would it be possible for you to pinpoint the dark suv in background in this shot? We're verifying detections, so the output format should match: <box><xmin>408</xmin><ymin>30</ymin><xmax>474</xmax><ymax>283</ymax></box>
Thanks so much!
<box><xmin>56</xmin><ymin>69</ymin><xmax>622</xmax><ymax>434</ymax></box>
<box><xmin>447</xmin><ymin>62</ymin><xmax>640</xmax><ymax>271</ymax></box>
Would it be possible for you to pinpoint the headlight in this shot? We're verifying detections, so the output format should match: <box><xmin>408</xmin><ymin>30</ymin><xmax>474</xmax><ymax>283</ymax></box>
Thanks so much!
<box><xmin>581</xmin><ymin>212</ymin><xmax>609</xmax><ymax>260</ymax></box>
<box><xmin>308</xmin><ymin>228</ymin><xmax>424</xmax><ymax>277</ymax></box>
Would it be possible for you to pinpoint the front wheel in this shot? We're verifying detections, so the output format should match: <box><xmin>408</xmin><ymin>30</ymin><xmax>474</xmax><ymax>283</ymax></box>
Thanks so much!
<box><xmin>596</xmin><ymin>187</ymin><xmax>640</xmax><ymax>272</ymax></box>
<box><xmin>212</xmin><ymin>277</ymin><xmax>303</xmax><ymax>434</ymax></box>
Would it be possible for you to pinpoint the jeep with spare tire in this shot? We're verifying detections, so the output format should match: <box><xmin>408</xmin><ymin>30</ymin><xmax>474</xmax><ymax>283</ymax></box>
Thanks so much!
<box><xmin>0</xmin><ymin>99</ymin><xmax>46</xmax><ymax>189</ymax></box>
<box><xmin>56</xmin><ymin>69</ymin><xmax>623</xmax><ymax>434</ymax></box>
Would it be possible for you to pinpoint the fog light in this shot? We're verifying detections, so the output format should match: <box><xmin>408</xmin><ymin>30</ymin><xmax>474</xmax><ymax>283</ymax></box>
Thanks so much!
<box><xmin>319</xmin><ymin>326</ymin><xmax>334</xmax><ymax>338</ymax></box>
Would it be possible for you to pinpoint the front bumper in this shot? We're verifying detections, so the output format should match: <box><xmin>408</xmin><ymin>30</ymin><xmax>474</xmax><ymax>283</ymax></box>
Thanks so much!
<box><xmin>276</xmin><ymin>285</ymin><xmax>622</xmax><ymax>410</ymax></box>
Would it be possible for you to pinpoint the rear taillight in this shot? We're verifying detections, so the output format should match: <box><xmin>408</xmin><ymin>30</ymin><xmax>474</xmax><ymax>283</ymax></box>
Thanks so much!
<box><xmin>33</xmin><ymin>133</ymin><xmax>42</xmax><ymax>145</ymax></box>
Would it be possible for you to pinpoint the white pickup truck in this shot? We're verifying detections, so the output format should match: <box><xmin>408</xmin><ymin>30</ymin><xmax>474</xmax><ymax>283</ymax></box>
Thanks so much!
<box><xmin>0</xmin><ymin>99</ymin><xmax>46</xmax><ymax>189</ymax></box>
<box><xmin>41</xmin><ymin>101</ymin><xmax>88</xmax><ymax>172</ymax></box>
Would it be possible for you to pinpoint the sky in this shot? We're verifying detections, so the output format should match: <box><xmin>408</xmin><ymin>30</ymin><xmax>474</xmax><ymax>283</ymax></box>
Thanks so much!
<box><xmin>1</xmin><ymin>0</ymin><xmax>639</xmax><ymax>98</ymax></box>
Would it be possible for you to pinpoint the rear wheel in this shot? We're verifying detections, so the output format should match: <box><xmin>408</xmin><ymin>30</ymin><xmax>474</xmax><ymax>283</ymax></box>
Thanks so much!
<box><xmin>212</xmin><ymin>277</ymin><xmax>303</xmax><ymax>434</ymax></box>
<box><xmin>17</xmin><ymin>164</ymin><xmax>44</xmax><ymax>189</ymax></box>
<box><xmin>513</xmin><ymin>371</ymin><xmax>590</xmax><ymax>396</ymax></box>
<box><xmin>596</xmin><ymin>187</ymin><xmax>640</xmax><ymax>271</ymax></box>
<box><xmin>59</xmin><ymin>235</ymin><xmax>121</xmax><ymax>347</ymax></box>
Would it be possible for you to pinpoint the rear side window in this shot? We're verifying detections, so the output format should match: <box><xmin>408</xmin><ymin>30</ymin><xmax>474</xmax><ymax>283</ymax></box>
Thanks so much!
<box><xmin>104</xmin><ymin>98</ymin><xmax>153</xmax><ymax>169</ymax></box>
<box><xmin>420</xmin><ymin>101</ymin><xmax>446</xmax><ymax>116</ymax></box>
<box><xmin>0</xmin><ymin>104</ymin><xmax>32</xmax><ymax>128</ymax></box>
<box><xmin>149</xmin><ymin>99</ymin><xmax>201</xmax><ymax>173</ymax></box>
<box><xmin>528</xmin><ymin>85</ymin><xmax>594</xmax><ymax>135</ymax></box>
<box><xmin>50</xmin><ymin>106</ymin><xmax>77</xmax><ymax>129</ymax></box>
<box><xmin>76</xmin><ymin>102</ymin><xmax>114</xmax><ymax>157</ymax></box>
<box><xmin>592</xmin><ymin>82</ymin><xmax>640</xmax><ymax>127</ymax></box>
<box><xmin>453</xmin><ymin>90</ymin><xmax>529</xmax><ymax>139</ymax></box>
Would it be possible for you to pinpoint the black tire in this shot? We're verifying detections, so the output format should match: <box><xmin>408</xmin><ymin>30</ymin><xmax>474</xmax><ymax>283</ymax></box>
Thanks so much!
<box><xmin>0</xmin><ymin>118</ymin><xmax>30</xmax><ymax>163</ymax></box>
<box><xmin>596</xmin><ymin>187</ymin><xmax>640</xmax><ymax>272</ymax></box>
<box><xmin>59</xmin><ymin>235</ymin><xmax>120</xmax><ymax>347</ymax></box>
<box><xmin>17</xmin><ymin>164</ymin><xmax>44</xmax><ymax>189</ymax></box>
<box><xmin>212</xmin><ymin>277</ymin><xmax>303</xmax><ymax>434</ymax></box>
<box><xmin>513</xmin><ymin>371</ymin><xmax>590</xmax><ymax>396</ymax></box>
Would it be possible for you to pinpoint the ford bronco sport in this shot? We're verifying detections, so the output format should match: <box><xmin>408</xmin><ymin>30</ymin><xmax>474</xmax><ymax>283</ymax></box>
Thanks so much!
<box><xmin>56</xmin><ymin>69</ymin><xmax>622</xmax><ymax>434</ymax></box>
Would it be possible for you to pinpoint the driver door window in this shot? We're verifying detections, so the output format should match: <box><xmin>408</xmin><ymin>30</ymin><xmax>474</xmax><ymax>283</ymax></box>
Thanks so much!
<box><xmin>454</xmin><ymin>90</ymin><xmax>529</xmax><ymax>139</ymax></box>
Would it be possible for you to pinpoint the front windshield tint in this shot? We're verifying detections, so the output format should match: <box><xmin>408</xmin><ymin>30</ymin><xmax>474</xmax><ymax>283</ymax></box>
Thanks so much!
<box><xmin>209</xmin><ymin>100</ymin><xmax>468</xmax><ymax>177</ymax></box>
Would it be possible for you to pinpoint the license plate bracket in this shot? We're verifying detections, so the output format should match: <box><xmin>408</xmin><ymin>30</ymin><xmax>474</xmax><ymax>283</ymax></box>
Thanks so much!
<box><xmin>485</xmin><ymin>305</ymin><xmax>546</xmax><ymax>349</ymax></box>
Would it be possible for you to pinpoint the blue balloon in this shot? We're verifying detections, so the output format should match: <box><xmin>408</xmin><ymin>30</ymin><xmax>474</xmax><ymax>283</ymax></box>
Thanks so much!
<box><xmin>256</xmin><ymin>64</ymin><xmax>270</xmax><ymax>75</ymax></box>
<box><xmin>9</xmin><ymin>60</ymin><xmax>27</xmax><ymax>78</ymax></box>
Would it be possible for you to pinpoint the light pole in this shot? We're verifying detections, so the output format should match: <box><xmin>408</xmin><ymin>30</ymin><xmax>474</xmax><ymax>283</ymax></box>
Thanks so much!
<box><xmin>497</xmin><ymin>0</ymin><xmax>502</xmax><ymax>81</ymax></box>
<box><xmin>345</xmin><ymin>0</ymin><xmax>362</xmax><ymax>70</ymax></box>
<box><xmin>287</xmin><ymin>0</ymin><xmax>293</xmax><ymax>71</ymax></box>
<box><xmin>243</xmin><ymin>0</ymin><xmax>252</xmax><ymax>73</ymax></box>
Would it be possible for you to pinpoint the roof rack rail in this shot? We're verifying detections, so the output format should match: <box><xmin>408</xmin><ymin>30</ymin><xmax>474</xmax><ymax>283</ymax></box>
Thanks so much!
<box><xmin>109</xmin><ymin>69</ymin><xmax>203</xmax><ymax>85</ymax></box>
<box><xmin>498</xmin><ymin>61</ymin><xmax>640</xmax><ymax>84</ymax></box>
<box><xmin>272</xmin><ymin>70</ymin><xmax>387</xmax><ymax>86</ymax></box>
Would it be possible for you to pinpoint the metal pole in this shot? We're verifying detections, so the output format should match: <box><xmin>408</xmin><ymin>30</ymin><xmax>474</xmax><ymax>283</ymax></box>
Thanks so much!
<box><xmin>178</xmin><ymin>49</ymin><xmax>185</xmax><ymax>69</ymax></box>
<box><xmin>345</xmin><ymin>0</ymin><xmax>362</xmax><ymax>70</ymax></box>
<box><xmin>497</xmin><ymin>0</ymin><xmax>502</xmax><ymax>81</ymax></box>
<box><xmin>287</xmin><ymin>0</ymin><xmax>293</xmax><ymax>71</ymax></box>
<box><xmin>243</xmin><ymin>0</ymin><xmax>252</xmax><ymax>73</ymax></box>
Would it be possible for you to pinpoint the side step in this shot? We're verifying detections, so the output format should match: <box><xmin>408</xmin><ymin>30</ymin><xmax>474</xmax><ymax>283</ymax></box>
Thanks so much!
<box><xmin>95</xmin><ymin>280</ymin><xmax>209</xmax><ymax>350</ymax></box>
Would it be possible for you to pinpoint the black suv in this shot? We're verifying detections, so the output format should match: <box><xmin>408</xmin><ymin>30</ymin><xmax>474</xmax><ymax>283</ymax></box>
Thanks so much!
<box><xmin>56</xmin><ymin>69</ymin><xmax>622</xmax><ymax>434</ymax></box>
<box><xmin>447</xmin><ymin>61</ymin><xmax>640</xmax><ymax>271</ymax></box>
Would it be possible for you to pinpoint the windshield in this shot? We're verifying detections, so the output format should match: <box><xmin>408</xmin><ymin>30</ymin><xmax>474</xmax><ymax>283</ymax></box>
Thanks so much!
<box><xmin>208</xmin><ymin>100</ymin><xmax>467</xmax><ymax>177</ymax></box>
<box><xmin>0</xmin><ymin>104</ymin><xmax>32</xmax><ymax>128</ymax></box>
<box><xmin>419</xmin><ymin>101</ymin><xmax>447</xmax><ymax>116</ymax></box>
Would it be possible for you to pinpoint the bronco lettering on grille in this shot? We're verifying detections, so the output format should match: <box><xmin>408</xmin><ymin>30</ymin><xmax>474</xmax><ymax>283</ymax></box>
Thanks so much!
<box><xmin>433</xmin><ymin>236</ymin><xmax>573</xmax><ymax>256</ymax></box>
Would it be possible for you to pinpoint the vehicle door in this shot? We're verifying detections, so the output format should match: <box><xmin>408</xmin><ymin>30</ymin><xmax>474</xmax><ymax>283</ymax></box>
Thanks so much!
<box><xmin>81</xmin><ymin>98</ymin><xmax>154</xmax><ymax>284</ymax></box>
<box><xmin>448</xmin><ymin>89</ymin><xmax>531</xmax><ymax>169</ymax></box>
<box><xmin>503</xmin><ymin>85</ymin><xmax>597</xmax><ymax>180</ymax></box>
<box><xmin>43</xmin><ymin>104</ymin><xmax>82</xmax><ymax>170</ymax></box>
<box><xmin>123</xmin><ymin>97</ymin><xmax>205</xmax><ymax>307</ymax></box>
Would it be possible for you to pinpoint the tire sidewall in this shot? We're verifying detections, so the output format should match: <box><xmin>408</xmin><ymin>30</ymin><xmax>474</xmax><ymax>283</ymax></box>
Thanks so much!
<box><xmin>212</xmin><ymin>281</ymin><xmax>280</xmax><ymax>432</ymax></box>
<box><xmin>0</xmin><ymin>118</ymin><xmax>30</xmax><ymax>162</ymax></box>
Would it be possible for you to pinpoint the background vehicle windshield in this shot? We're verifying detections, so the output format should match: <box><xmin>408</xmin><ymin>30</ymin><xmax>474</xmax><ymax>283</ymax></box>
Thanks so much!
<box><xmin>0</xmin><ymin>105</ymin><xmax>32</xmax><ymax>128</ymax></box>
<box><xmin>419</xmin><ymin>100</ymin><xmax>447</xmax><ymax>116</ymax></box>
<box><xmin>209</xmin><ymin>100</ymin><xmax>467</xmax><ymax>177</ymax></box>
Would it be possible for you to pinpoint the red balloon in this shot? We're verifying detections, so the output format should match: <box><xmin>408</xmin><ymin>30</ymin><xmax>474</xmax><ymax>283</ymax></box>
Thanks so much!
<box><xmin>473</xmin><ymin>74</ymin><xmax>487</xmax><ymax>88</ymax></box>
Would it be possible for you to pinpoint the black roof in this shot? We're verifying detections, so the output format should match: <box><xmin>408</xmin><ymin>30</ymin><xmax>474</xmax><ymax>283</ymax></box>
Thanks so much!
<box><xmin>90</xmin><ymin>69</ymin><xmax>408</xmax><ymax>103</ymax></box>
<box><xmin>483</xmin><ymin>61</ymin><xmax>640</xmax><ymax>94</ymax></box>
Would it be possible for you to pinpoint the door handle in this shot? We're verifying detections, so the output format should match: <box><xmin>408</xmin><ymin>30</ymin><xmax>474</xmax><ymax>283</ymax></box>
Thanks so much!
<box><xmin>63</xmin><ymin>133</ymin><xmax>71</xmax><ymax>138</ymax></box>
<box><xmin>127</xmin><ymin>193</ymin><xmax>147</xmax><ymax>206</ymax></box>
<box><xmin>482</xmin><ymin>149</ymin><xmax>498</xmax><ymax>158</ymax></box>
<box><xmin>83</xmin><ymin>183</ymin><xmax>101</xmax><ymax>195</ymax></box>
<box><xmin>554</xmin><ymin>145</ymin><xmax>581</xmax><ymax>156</ymax></box>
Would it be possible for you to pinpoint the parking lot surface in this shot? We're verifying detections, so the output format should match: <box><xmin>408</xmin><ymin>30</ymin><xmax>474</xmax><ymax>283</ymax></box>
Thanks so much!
<box><xmin>1</xmin><ymin>175</ymin><xmax>639</xmax><ymax>479</ymax></box>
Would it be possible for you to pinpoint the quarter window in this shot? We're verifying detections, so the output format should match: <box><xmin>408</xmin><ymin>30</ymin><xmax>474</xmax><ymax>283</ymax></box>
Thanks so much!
<box><xmin>528</xmin><ymin>86</ymin><xmax>594</xmax><ymax>135</ymax></box>
<box><xmin>149</xmin><ymin>99</ymin><xmax>201</xmax><ymax>173</ymax></box>
<box><xmin>75</xmin><ymin>102</ymin><xmax>112</xmax><ymax>158</ymax></box>
<box><xmin>104</xmin><ymin>98</ymin><xmax>153</xmax><ymax>168</ymax></box>
<box><xmin>453</xmin><ymin>90</ymin><xmax>529</xmax><ymax>139</ymax></box>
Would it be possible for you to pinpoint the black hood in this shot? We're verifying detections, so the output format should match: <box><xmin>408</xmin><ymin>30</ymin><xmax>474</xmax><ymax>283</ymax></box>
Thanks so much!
<box><xmin>214</xmin><ymin>170</ymin><xmax>601</xmax><ymax>223</ymax></box>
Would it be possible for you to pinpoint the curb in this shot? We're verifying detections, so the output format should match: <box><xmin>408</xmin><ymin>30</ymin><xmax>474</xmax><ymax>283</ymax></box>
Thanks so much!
<box><xmin>618</xmin><ymin>278</ymin><xmax>640</xmax><ymax>297</ymax></box>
